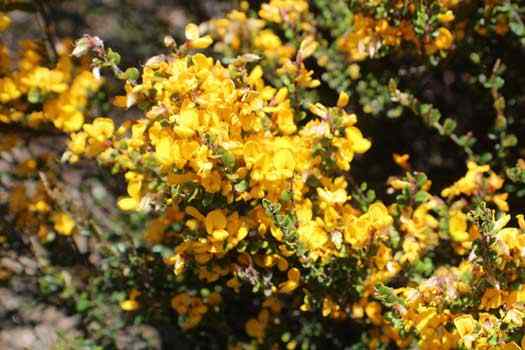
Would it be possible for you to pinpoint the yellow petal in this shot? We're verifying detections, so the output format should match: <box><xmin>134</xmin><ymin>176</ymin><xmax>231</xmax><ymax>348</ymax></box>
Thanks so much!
<box><xmin>117</xmin><ymin>196</ymin><xmax>139</xmax><ymax>211</ymax></box>
<box><xmin>191</xmin><ymin>36</ymin><xmax>213</xmax><ymax>49</ymax></box>
<box><xmin>337</xmin><ymin>91</ymin><xmax>349</xmax><ymax>108</ymax></box>
<box><xmin>278</xmin><ymin>280</ymin><xmax>298</xmax><ymax>294</ymax></box>
<box><xmin>185</xmin><ymin>23</ymin><xmax>200</xmax><ymax>41</ymax></box>
<box><xmin>0</xmin><ymin>13</ymin><xmax>12</xmax><ymax>32</ymax></box>
<box><xmin>454</xmin><ymin>314</ymin><xmax>477</xmax><ymax>337</ymax></box>
<box><xmin>51</xmin><ymin>212</ymin><xmax>76</xmax><ymax>236</ymax></box>
<box><xmin>212</xmin><ymin>229</ymin><xmax>229</xmax><ymax>241</ymax></box>
<box><xmin>287</xmin><ymin>268</ymin><xmax>300</xmax><ymax>282</ymax></box>
<box><xmin>205</xmin><ymin>209</ymin><xmax>227</xmax><ymax>234</ymax></box>
<box><xmin>120</xmin><ymin>299</ymin><xmax>139</xmax><ymax>311</ymax></box>
<box><xmin>299</xmin><ymin>36</ymin><xmax>318</xmax><ymax>59</ymax></box>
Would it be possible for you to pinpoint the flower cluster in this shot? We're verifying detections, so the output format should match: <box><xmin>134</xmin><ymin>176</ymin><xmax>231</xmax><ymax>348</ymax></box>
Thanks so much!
<box><xmin>63</xmin><ymin>25</ymin><xmax>404</xmax><ymax>337</ymax></box>
<box><xmin>377</xmin><ymin>209</ymin><xmax>525</xmax><ymax>349</ymax></box>
<box><xmin>63</xmin><ymin>21</ymin><xmax>525</xmax><ymax>346</ymax></box>
<box><xmin>0</xmin><ymin>12</ymin><xmax>100</xmax><ymax>243</ymax></box>
<box><xmin>0</xmin><ymin>17</ymin><xmax>101</xmax><ymax>132</ymax></box>
<box><xmin>4</xmin><ymin>152</ymin><xmax>77</xmax><ymax>240</ymax></box>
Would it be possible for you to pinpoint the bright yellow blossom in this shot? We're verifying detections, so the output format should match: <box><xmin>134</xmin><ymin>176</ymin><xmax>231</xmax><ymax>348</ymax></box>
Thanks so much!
<box><xmin>51</xmin><ymin>212</ymin><xmax>76</xmax><ymax>236</ymax></box>
<box><xmin>0</xmin><ymin>12</ymin><xmax>10</xmax><ymax>31</ymax></box>
<box><xmin>435</xmin><ymin>27</ymin><xmax>454</xmax><ymax>50</ymax></box>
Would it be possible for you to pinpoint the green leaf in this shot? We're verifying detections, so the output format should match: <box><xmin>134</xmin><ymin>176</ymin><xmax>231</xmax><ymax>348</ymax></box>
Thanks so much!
<box><xmin>124</xmin><ymin>67</ymin><xmax>140</xmax><ymax>81</ymax></box>
<box><xmin>280</xmin><ymin>190</ymin><xmax>293</xmax><ymax>203</ymax></box>
<box><xmin>220</xmin><ymin>150</ymin><xmax>236</xmax><ymax>169</ymax></box>
<box><xmin>107</xmin><ymin>48</ymin><xmax>121</xmax><ymax>65</ymax></box>
<box><xmin>234</xmin><ymin>180</ymin><xmax>248</xmax><ymax>193</ymax></box>
<box><xmin>374</xmin><ymin>283</ymin><xmax>404</xmax><ymax>307</ymax></box>
<box><xmin>469</xmin><ymin>52</ymin><xmax>481</xmax><ymax>64</ymax></box>
<box><xmin>429</xmin><ymin>108</ymin><xmax>441</xmax><ymax>124</ymax></box>
<box><xmin>415</xmin><ymin>173</ymin><xmax>428</xmax><ymax>187</ymax></box>
<box><xmin>493</xmin><ymin>76</ymin><xmax>505</xmax><ymax>89</ymax></box>
<box><xmin>27</xmin><ymin>89</ymin><xmax>41</xmax><ymax>104</ymax></box>
<box><xmin>478</xmin><ymin>152</ymin><xmax>493</xmax><ymax>164</ymax></box>
<box><xmin>419</xmin><ymin>103</ymin><xmax>432</xmax><ymax>115</ymax></box>
<box><xmin>510</xmin><ymin>21</ymin><xmax>525</xmax><ymax>36</ymax></box>
<box><xmin>414</xmin><ymin>191</ymin><xmax>430</xmax><ymax>203</ymax></box>
<box><xmin>386</xmin><ymin>106</ymin><xmax>403</xmax><ymax>118</ymax></box>
<box><xmin>502</xmin><ymin>134</ymin><xmax>517</xmax><ymax>148</ymax></box>
<box><xmin>76</xmin><ymin>294</ymin><xmax>91</xmax><ymax>312</ymax></box>
<box><xmin>443</xmin><ymin>118</ymin><xmax>457</xmax><ymax>135</ymax></box>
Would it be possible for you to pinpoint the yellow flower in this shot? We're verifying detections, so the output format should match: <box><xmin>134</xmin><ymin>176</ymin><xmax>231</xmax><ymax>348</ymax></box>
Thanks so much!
<box><xmin>345</xmin><ymin>126</ymin><xmax>371</xmax><ymax>154</ymax></box>
<box><xmin>365</xmin><ymin>301</ymin><xmax>382</xmax><ymax>326</ymax></box>
<box><xmin>126</xmin><ymin>171</ymin><xmax>143</xmax><ymax>198</ymax></box>
<box><xmin>166</xmin><ymin>253</ymin><xmax>186</xmax><ymax>275</ymax></box>
<box><xmin>502</xmin><ymin>309</ymin><xmax>524</xmax><ymax>328</ymax></box>
<box><xmin>83</xmin><ymin>117</ymin><xmax>115</xmax><ymax>142</ymax></box>
<box><xmin>259</xmin><ymin>0</ymin><xmax>308</xmax><ymax>24</ymax></box>
<box><xmin>278</xmin><ymin>268</ymin><xmax>301</xmax><ymax>294</ymax></box>
<box><xmin>185</xmin><ymin>23</ymin><xmax>213</xmax><ymax>49</ymax></box>
<box><xmin>454</xmin><ymin>314</ymin><xmax>477</xmax><ymax>337</ymax></box>
<box><xmin>367</xmin><ymin>202</ymin><xmax>393</xmax><ymax>228</ymax></box>
<box><xmin>0</xmin><ymin>77</ymin><xmax>21</xmax><ymax>103</ymax></box>
<box><xmin>68</xmin><ymin>132</ymin><xmax>87</xmax><ymax>155</ymax></box>
<box><xmin>259</xmin><ymin>3</ymin><xmax>282</xmax><ymax>23</ymax></box>
<box><xmin>171</xmin><ymin>293</ymin><xmax>191</xmax><ymax>314</ymax></box>
<box><xmin>271</xmin><ymin>148</ymin><xmax>296</xmax><ymax>179</ymax></box>
<box><xmin>500</xmin><ymin>342</ymin><xmax>521</xmax><ymax>350</ymax></box>
<box><xmin>393</xmin><ymin>153</ymin><xmax>410</xmax><ymax>170</ymax></box>
<box><xmin>344</xmin><ymin>217</ymin><xmax>371</xmax><ymax>248</ymax></box>
<box><xmin>51</xmin><ymin>212</ymin><xmax>76</xmax><ymax>235</ymax></box>
<box><xmin>205</xmin><ymin>209</ymin><xmax>227</xmax><ymax>234</ymax></box>
<box><xmin>317</xmin><ymin>187</ymin><xmax>348</xmax><ymax>204</ymax></box>
<box><xmin>442</xmin><ymin>162</ymin><xmax>490</xmax><ymax>198</ymax></box>
<box><xmin>255</xmin><ymin>29</ymin><xmax>281</xmax><ymax>49</ymax></box>
<box><xmin>120</xmin><ymin>290</ymin><xmax>141</xmax><ymax>311</ymax></box>
<box><xmin>0</xmin><ymin>12</ymin><xmax>11</xmax><ymax>31</ymax></box>
<box><xmin>245</xmin><ymin>318</ymin><xmax>265</xmax><ymax>341</ymax></box>
<box><xmin>496</xmin><ymin>227</ymin><xmax>522</xmax><ymax>251</ymax></box>
<box><xmin>298</xmin><ymin>36</ymin><xmax>318</xmax><ymax>59</ymax></box>
<box><xmin>449</xmin><ymin>210</ymin><xmax>469</xmax><ymax>242</ymax></box>
<box><xmin>435</xmin><ymin>27</ymin><xmax>454</xmax><ymax>50</ymax></box>
<box><xmin>297</xmin><ymin>221</ymin><xmax>328</xmax><ymax>250</ymax></box>
<box><xmin>155</xmin><ymin>134</ymin><xmax>181</xmax><ymax>167</ymax></box>
<box><xmin>0</xmin><ymin>40</ymin><xmax>101</xmax><ymax>132</ymax></box>
<box><xmin>191</xmin><ymin>36</ymin><xmax>213</xmax><ymax>49</ymax></box>
<box><xmin>415</xmin><ymin>309</ymin><xmax>437</xmax><ymax>333</ymax></box>
<box><xmin>120</xmin><ymin>299</ymin><xmax>139</xmax><ymax>311</ymax></box>
<box><xmin>517</xmin><ymin>215</ymin><xmax>525</xmax><ymax>230</ymax></box>
<box><xmin>336</xmin><ymin>91</ymin><xmax>350</xmax><ymax>108</ymax></box>
<box><xmin>211</xmin><ymin>229</ymin><xmax>229</xmax><ymax>241</ymax></box>
<box><xmin>493</xmin><ymin>193</ymin><xmax>509</xmax><ymax>212</ymax></box>
<box><xmin>308</xmin><ymin>102</ymin><xmax>328</xmax><ymax>118</ymax></box>
<box><xmin>117</xmin><ymin>196</ymin><xmax>140</xmax><ymax>211</ymax></box>
<box><xmin>30</xmin><ymin>200</ymin><xmax>50</xmax><ymax>213</ymax></box>
<box><xmin>480</xmin><ymin>288</ymin><xmax>503</xmax><ymax>310</ymax></box>
<box><xmin>321</xmin><ymin>297</ymin><xmax>345</xmax><ymax>319</ymax></box>
<box><xmin>437</xmin><ymin>11</ymin><xmax>455</xmax><ymax>23</ymax></box>
<box><xmin>185</xmin><ymin>23</ymin><xmax>200</xmax><ymax>41</ymax></box>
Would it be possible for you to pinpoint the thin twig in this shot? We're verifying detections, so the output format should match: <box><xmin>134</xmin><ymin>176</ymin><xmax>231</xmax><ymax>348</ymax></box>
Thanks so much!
<box><xmin>34</xmin><ymin>0</ymin><xmax>58</xmax><ymax>62</ymax></box>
